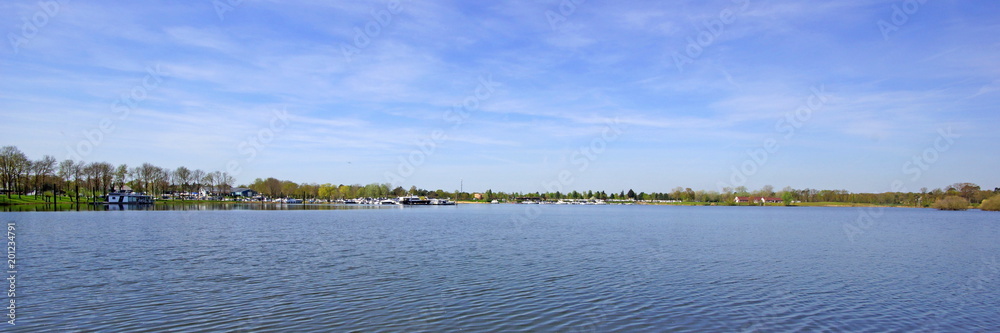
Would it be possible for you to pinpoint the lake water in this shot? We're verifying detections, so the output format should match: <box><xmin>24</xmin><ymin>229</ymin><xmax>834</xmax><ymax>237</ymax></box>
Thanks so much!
<box><xmin>5</xmin><ymin>205</ymin><xmax>1000</xmax><ymax>331</ymax></box>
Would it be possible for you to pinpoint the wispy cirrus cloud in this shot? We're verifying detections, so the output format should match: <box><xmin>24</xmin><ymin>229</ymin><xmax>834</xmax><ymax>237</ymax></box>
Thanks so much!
<box><xmin>1</xmin><ymin>0</ymin><xmax>998</xmax><ymax>192</ymax></box>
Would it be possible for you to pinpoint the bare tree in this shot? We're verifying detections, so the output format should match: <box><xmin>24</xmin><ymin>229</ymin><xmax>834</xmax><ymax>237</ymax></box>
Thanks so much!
<box><xmin>129</xmin><ymin>163</ymin><xmax>160</xmax><ymax>194</ymax></box>
<box><xmin>58</xmin><ymin>160</ymin><xmax>75</xmax><ymax>202</ymax></box>
<box><xmin>92</xmin><ymin>162</ymin><xmax>114</xmax><ymax>197</ymax></box>
<box><xmin>218</xmin><ymin>171</ymin><xmax>235</xmax><ymax>196</ymax></box>
<box><xmin>34</xmin><ymin>155</ymin><xmax>57</xmax><ymax>201</ymax></box>
<box><xmin>25</xmin><ymin>159</ymin><xmax>40</xmax><ymax>198</ymax></box>
<box><xmin>152</xmin><ymin>167</ymin><xmax>170</xmax><ymax>195</ymax></box>
<box><xmin>174</xmin><ymin>166</ymin><xmax>191</xmax><ymax>192</ymax></box>
<box><xmin>755</xmin><ymin>185</ymin><xmax>775</xmax><ymax>197</ymax></box>
<box><xmin>203</xmin><ymin>171</ymin><xmax>218</xmax><ymax>196</ymax></box>
<box><xmin>0</xmin><ymin>146</ymin><xmax>29</xmax><ymax>198</ymax></box>
<box><xmin>113</xmin><ymin>164</ymin><xmax>129</xmax><ymax>192</ymax></box>
<box><xmin>191</xmin><ymin>169</ymin><xmax>206</xmax><ymax>193</ymax></box>
<box><xmin>71</xmin><ymin>161</ymin><xmax>83</xmax><ymax>204</ymax></box>
<box><xmin>128</xmin><ymin>166</ymin><xmax>141</xmax><ymax>192</ymax></box>
<box><xmin>81</xmin><ymin>163</ymin><xmax>94</xmax><ymax>203</ymax></box>
<box><xmin>264</xmin><ymin>177</ymin><xmax>282</xmax><ymax>198</ymax></box>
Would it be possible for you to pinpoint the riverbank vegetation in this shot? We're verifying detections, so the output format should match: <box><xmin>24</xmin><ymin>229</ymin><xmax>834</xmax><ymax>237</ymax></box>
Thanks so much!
<box><xmin>931</xmin><ymin>196</ymin><xmax>970</xmax><ymax>211</ymax></box>
<box><xmin>2</xmin><ymin>145</ymin><xmax>998</xmax><ymax>210</ymax></box>
<box><xmin>980</xmin><ymin>195</ymin><xmax>1000</xmax><ymax>211</ymax></box>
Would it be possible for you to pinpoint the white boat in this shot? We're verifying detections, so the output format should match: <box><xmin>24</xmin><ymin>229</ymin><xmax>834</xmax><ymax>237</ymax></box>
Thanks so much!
<box><xmin>399</xmin><ymin>196</ymin><xmax>430</xmax><ymax>205</ymax></box>
<box><xmin>106</xmin><ymin>192</ymin><xmax>154</xmax><ymax>204</ymax></box>
<box><xmin>380</xmin><ymin>199</ymin><xmax>399</xmax><ymax>205</ymax></box>
<box><xmin>285</xmin><ymin>198</ymin><xmax>303</xmax><ymax>204</ymax></box>
<box><xmin>429</xmin><ymin>198</ymin><xmax>456</xmax><ymax>205</ymax></box>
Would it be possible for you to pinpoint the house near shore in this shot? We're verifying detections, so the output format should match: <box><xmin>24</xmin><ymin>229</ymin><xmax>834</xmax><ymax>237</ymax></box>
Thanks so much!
<box><xmin>734</xmin><ymin>196</ymin><xmax>783</xmax><ymax>204</ymax></box>
<box><xmin>231</xmin><ymin>187</ymin><xmax>258</xmax><ymax>197</ymax></box>
<box><xmin>756</xmin><ymin>197</ymin><xmax>783</xmax><ymax>204</ymax></box>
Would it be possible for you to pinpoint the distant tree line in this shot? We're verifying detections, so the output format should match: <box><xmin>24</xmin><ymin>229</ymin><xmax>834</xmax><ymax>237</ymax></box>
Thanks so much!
<box><xmin>244</xmin><ymin>179</ymin><xmax>474</xmax><ymax>200</ymax></box>
<box><xmin>2</xmin><ymin>145</ymin><xmax>998</xmax><ymax>208</ymax></box>
<box><xmin>0</xmin><ymin>145</ymin><xmax>234</xmax><ymax>204</ymax></box>
<box><xmin>458</xmin><ymin>183</ymin><xmax>1000</xmax><ymax>208</ymax></box>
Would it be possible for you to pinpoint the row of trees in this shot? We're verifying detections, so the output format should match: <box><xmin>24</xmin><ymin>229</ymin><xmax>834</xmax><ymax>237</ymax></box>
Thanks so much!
<box><xmin>243</xmin><ymin>179</ymin><xmax>397</xmax><ymax>200</ymax></box>
<box><xmin>931</xmin><ymin>194</ymin><xmax>1000</xmax><ymax>211</ymax></box>
<box><xmin>2</xmin><ymin>145</ymin><xmax>997</xmax><ymax>207</ymax></box>
<box><xmin>497</xmin><ymin>183</ymin><xmax>999</xmax><ymax>207</ymax></box>
<box><xmin>244</xmin><ymin>179</ymin><xmax>469</xmax><ymax>200</ymax></box>
<box><xmin>0</xmin><ymin>146</ymin><xmax>235</xmax><ymax>203</ymax></box>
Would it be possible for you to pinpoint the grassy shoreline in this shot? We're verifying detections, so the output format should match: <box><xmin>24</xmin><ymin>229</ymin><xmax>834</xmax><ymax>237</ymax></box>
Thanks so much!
<box><xmin>0</xmin><ymin>197</ymin><xmax>944</xmax><ymax>209</ymax></box>
<box><xmin>0</xmin><ymin>195</ymin><xmax>79</xmax><ymax>206</ymax></box>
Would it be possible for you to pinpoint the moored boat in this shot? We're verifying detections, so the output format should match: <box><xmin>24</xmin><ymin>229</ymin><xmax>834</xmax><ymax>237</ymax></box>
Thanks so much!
<box><xmin>106</xmin><ymin>192</ymin><xmax>154</xmax><ymax>204</ymax></box>
<box><xmin>429</xmin><ymin>198</ymin><xmax>456</xmax><ymax>205</ymax></box>
<box><xmin>399</xmin><ymin>196</ymin><xmax>431</xmax><ymax>205</ymax></box>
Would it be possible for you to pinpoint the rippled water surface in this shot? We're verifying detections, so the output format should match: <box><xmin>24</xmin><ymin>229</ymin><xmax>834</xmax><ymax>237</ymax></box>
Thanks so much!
<box><xmin>8</xmin><ymin>205</ymin><xmax>1000</xmax><ymax>331</ymax></box>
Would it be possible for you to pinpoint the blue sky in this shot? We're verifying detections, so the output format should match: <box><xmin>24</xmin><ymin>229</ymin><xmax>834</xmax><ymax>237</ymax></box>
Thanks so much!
<box><xmin>1</xmin><ymin>0</ymin><xmax>998</xmax><ymax>193</ymax></box>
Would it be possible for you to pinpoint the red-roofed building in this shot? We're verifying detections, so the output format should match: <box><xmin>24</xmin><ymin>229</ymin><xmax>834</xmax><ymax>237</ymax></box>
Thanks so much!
<box><xmin>756</xmin><ymin>197</ymin><xmax>783</xmax><ymax>204</ymax></box>
<box><xmin>735</xmin><ymin>196</ymin><xmax>783</xmax><ymax>204</ymax></box>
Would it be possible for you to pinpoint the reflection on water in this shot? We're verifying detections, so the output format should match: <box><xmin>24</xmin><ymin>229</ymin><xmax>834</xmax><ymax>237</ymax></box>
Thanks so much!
<box><xmin>1</xmin><ymin>202</ymin><xmax>399</xmax><ymax>212</ymax></box>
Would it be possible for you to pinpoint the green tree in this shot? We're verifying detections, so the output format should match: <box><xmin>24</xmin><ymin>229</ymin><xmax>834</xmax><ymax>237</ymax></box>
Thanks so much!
<box><xmin>782</xmin><ymin>191</ymin><xmax>794</xmax><ymax>206</ymax></box>
<box><xmin>392</xmin><ymin>186</ymin><xmax>406</xmax><ymax>197</ymax></box>
<box><xmin>281</xmin><ymin>181</ymin><xmax>299</xmax><ymax>198</ymax></box>
<box><xmin>734</xmin><ymin>186</ymin><xmax>749</xmax><ymax>196</ymax></box>
<box><xmin>318</xmin><ymin>184</ymin><xmax>335</xmax><ymax>199</ymax></box>
<box><xmin>264</xmin><ymin>178</ymin><xmax>282</xmax><ymax>197</ymax></box>
<box><xmin>951</xmin><ymin>182</ymin><xmax>981</xmax><ymax>203</ymax></box>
